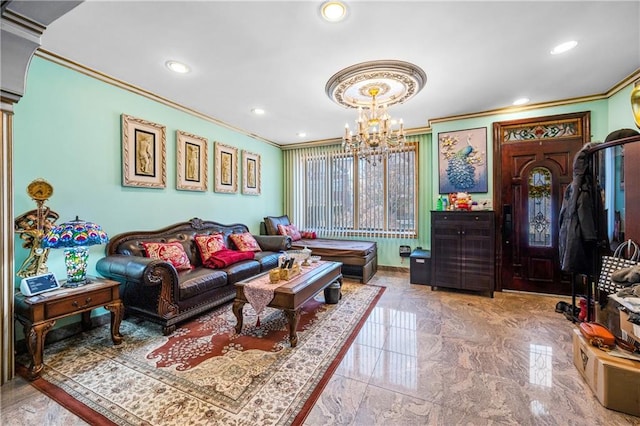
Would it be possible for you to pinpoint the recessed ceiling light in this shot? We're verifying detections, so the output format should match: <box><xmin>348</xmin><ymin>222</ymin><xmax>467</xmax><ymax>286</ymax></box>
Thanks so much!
<box><xmin>297</xmin><ymin>132</ymin><xmax>307</xmax><ymax>138</ymax></box>
<box><xmin>165</xmin><ymin>60</ymin><xmax>190</xmax><ymax>74</ymax></box>
<box><xmin>513</xmin><ymin>97</ymin><xmax>530</xmax><ymax>106</ymax></box>
<box><xmin>251</xmin><ymin>108</ymin><xmax>265</xmax><ymax>115</ymax></box>
<box><xmin>550</xmin><ymin>40</ymin><xmax>578</xmax><ymax>55</ymax></box>
<box><xmin>321</xmin><ymin>1</ymin><xmax>347</xmax><ymax>22</ymax></box>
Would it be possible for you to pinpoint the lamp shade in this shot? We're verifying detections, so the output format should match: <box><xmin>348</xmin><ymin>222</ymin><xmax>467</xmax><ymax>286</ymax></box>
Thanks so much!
<box><xmin>42</xmin><ymin>217</ymin><xmax>108</xmax><ymax>249</ymax></box>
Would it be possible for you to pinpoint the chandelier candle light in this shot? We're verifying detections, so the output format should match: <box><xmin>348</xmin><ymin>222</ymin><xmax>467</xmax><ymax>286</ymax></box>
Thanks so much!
<box><xmin>343</xmin><ymin>86</ymin><xmax>406</xmax><ymax>164</ymax></box>
<box><xmin>42</xmin><ymin>216</ymin><xmax>109</xmax><ymax>286</ymax></box>
<box><xmin>327</xmin><ymin>60</ymin><xmax>426</xmax><ymax>165</ymax></box>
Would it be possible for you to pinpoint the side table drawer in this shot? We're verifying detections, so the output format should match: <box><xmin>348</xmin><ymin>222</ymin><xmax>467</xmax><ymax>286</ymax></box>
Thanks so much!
<box><xmin>45</xmin><ymin>288</ymin><xmax>113</xmax><ymax>318</ymax></box>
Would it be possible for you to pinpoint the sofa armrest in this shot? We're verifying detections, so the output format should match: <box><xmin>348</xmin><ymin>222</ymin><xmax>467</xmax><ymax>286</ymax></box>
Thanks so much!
<box><xmin>252</xmin><ymin>234</ymin><xmax>292</xmax><ymax>252</ymax></box>
<box><xmin>96</xmin><ymin>255</ymin><xmax>180</xmax><ymax>319</ymax></box>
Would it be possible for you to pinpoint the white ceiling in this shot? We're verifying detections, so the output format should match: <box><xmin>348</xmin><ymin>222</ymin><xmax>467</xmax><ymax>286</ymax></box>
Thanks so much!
<box><xmin>39</xmin><ymin>1</ymin><xmax>640</xmax><ymax>146</ymax></box>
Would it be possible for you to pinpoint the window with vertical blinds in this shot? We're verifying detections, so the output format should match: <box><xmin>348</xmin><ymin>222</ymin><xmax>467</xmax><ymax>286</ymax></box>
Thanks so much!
<box><xmin>283</xmin><ymin>142</ymin><xmax>418</xmax><ymax>238</ymax></box>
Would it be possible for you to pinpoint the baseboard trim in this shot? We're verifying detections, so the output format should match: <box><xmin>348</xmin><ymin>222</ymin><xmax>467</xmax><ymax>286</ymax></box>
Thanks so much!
<box><xmin>378</xmin><ymin>265</ymin><xmax>409</xmax><ymax>273</ymax></box>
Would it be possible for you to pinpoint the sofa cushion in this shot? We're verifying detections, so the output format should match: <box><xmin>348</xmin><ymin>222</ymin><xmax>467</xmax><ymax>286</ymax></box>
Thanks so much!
<box><xmin>142</xmin><ymin>241</ymin><xmax>192</xmax><ymax>271</ymax></box>
<box><xmin>263</xmin><ymin>215</ymin><xmax>290</xmax><ymax>236</ymax></box>
<box><xmin>229</xmin><ymin>232</ymin><xmax>262</xmax><ymax>252</ymax></box>
<box><xmin>277</xmin><ymin>223</ymin><xmax>302</xmax><ymax>241</ymax></box>
<box><xmin>223</xmin><ymin>260</ymin><xmax>261</xmax><ymax>284</ymax></box>
<box><xmin>178</xmin><ymin>268</ymin><xmax>228</xmax><ymax>300</ymax></box>
<box><xmin>292</xmin><ymin>238</ymin><xmax>376</xmax><ymax>259</ymax></box>
<box><xmin>254</xmin><ymin>251</ymin><xmax>282</xmax><ymax>271</ymax></box>
<box><xmin>195</xmin><ymin>233</ymin><xmax>227</xmax><ymax>263</ymax></box>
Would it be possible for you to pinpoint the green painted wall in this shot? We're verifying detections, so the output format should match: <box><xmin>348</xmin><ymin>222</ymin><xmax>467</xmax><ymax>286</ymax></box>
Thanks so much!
<box><xmin>12</xmin><ymin>56</ymin><xmax>638</xmax><ymax>275</ymax></box>
<box><xmin>608</xmin><ymin>84</ymin><xmax>637</xmax><ymax>131</ymax></box>
<box><xmin>13</xmin><ymin>56</ymin><xmax>283</xmax><ymax>291</ymax></box>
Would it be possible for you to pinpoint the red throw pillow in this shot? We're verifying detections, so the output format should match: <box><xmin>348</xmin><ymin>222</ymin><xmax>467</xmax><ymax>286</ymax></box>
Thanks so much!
<box><xmin>229</xmin><ymin>232</ymin><xmax>262</xmax><ymax>252</ymax></box>
<box><xmin>195</xmin><ymin>233</ymin><xmax>226</xmax><ymax>264</ymax></box>
<box><xmin>277</xmin><ymin>223</ymin><xmax>302</xmax><ymax>241</ymax></box>
<box><xmin>301</xmin><ymin>230</ymin><xmax>317</xmax><ymax>239</ymax></box>
<box><xmin>142</xmin><ymin>241</ymin><xmax>192</xmax><ymax>271</ymax></box>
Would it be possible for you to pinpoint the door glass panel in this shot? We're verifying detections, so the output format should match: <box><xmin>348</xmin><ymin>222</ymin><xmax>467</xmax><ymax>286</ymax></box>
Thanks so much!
<box><xmin>528</xmin><ymin>167</ymin><xmax>552</xmax><ymax>247</ymax></box>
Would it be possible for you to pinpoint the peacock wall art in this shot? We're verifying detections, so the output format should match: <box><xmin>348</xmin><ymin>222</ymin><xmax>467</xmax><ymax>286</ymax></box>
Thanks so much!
<box><xmin>438</xmin><ymin>127</ymin><xmax>488</xmax><ymax>194</ymax></box>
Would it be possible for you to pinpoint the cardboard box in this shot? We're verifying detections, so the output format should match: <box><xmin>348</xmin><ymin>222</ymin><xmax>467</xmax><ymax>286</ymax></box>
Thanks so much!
<box><xmin>620</xmin><ymin>310</ymin><xmax>640</xmax><ymax>343</ymax></box>
<box><xmin>572</xmin><ymin>329</ymin><xmax>640</xmax><ymax>416</ymax></box>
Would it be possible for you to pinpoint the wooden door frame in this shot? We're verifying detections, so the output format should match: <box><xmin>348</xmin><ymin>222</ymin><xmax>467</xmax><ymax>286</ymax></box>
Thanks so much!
<box><xmin>492</xmin><ymin>111</ymin><xmax>591</xmax><ymax>292</ymax></box>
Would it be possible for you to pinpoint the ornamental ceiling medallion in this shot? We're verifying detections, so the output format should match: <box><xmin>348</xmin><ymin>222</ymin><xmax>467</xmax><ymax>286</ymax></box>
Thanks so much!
<box><xmin>325</xmin><ymin>60</ymin><xmax>427</xmax><ymax>109</ymax></box>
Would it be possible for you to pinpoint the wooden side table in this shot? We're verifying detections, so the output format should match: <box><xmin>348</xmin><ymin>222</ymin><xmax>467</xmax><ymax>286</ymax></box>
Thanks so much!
<box><xmin>14</xmin><ymin>276</ymin><xmax>123</xmax><ymax>380</ymax></box>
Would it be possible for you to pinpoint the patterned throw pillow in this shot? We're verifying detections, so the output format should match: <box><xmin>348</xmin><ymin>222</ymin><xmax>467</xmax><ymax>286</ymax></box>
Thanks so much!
<box><xmin>277</xmin><ymin>223</ymin><xmax>302</xmax><ymax>241</ymax></box>
<box><xmin>142</xmin><ymin>241</ymin><xmax>192</xmax><ymax>271</ymax></box>
<box><xmin>301</xmin><ymin>230</ymin><xmax>317</xmax><ymax>239</ymax></box>
<box><xmin>229</xmin><ymin>232</ymin><xmax>262</xmax><ymax>252</ymax></box>
<box><xmin>195</xmin><ymin>233</ymin><xmax>226</xmax><ymax>263</ymax></box>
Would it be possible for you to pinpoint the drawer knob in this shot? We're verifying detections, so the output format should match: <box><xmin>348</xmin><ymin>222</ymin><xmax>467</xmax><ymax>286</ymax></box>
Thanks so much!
<box><xmin>72</xmin><ymin>297</ymin><xmax>92</xmax><ymax>309</ymax></box>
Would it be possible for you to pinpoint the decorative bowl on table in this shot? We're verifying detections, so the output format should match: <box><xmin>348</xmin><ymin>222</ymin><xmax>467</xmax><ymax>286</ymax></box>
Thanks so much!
<box><xmin>287</xmin><ymin>247</ymin><xmax>312</xmax><ymax>265</ymax></box>
<box><xmin>310</xmin><ymin>255</ymin><xmax>321</xmax><ymax>263</ymax></box>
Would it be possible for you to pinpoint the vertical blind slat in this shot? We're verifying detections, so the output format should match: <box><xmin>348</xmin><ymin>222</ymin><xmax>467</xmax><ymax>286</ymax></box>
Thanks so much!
<box><xmin>285</xmin><ymin>142</ymin><xmax>417</xmax><ymax>239</ymax></box>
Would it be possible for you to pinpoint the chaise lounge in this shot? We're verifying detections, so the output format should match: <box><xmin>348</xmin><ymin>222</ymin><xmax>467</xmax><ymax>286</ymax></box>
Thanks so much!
<box><xmin>261</xmin><ymin>215</ymin><xmax>377</xmax><ymax>283</ymax></box>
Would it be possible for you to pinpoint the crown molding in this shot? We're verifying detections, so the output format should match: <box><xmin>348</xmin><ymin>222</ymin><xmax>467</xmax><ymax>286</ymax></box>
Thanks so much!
<box><xmin>34</xmin><ymin>49</ymin><xmax>280</xmax><ymax>148</ymax></box>
<box><xmin>33</xmin><ymin>49</ymin><xmax>640</xmax><ymax>150</ymax></box>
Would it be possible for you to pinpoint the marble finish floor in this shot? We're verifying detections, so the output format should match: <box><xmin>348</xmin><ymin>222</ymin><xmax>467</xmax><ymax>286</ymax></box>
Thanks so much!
<box><xmin>2</xmin><ymin>270</ymin><xmax>639</xmax><ymax>425</ymax></box>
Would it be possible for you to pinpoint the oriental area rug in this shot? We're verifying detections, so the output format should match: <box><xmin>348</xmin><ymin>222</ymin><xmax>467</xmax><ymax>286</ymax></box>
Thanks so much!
<box><xmin>18</xmin><ymin>280</ymin><xmax>384</xmax><ymax>426</ymax></box>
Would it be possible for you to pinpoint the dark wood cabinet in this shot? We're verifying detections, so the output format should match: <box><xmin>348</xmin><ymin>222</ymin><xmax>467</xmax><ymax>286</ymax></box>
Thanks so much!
<box><xmin>430</xmin><ymin>211</ymin><xmax>495</xmax><ymax>297</ymax></box>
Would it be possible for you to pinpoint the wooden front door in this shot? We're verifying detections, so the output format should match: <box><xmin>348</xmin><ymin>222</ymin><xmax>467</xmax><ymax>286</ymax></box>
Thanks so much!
<box><xmin>494</xmin><ymin>112</ymin><xmax>590</xmax><ymax>295</ymax></box>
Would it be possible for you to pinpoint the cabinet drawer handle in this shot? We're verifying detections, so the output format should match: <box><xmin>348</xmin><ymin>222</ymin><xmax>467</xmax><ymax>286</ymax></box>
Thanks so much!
<box><xmin>72</xmin><ymin>297</ymin><xmax>92</xmax><ymax>309</ymax></box>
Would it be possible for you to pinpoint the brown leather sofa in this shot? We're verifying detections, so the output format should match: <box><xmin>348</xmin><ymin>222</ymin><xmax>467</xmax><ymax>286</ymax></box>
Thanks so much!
<box><xmin>261</xmin><ymin>215</ymin><xmax>377</xmax><ymax>283</ymax></box>
<box><xmin>96</xmin><ymin>218</ymin><xmax>290</xmax><ymax>335</ymax></box>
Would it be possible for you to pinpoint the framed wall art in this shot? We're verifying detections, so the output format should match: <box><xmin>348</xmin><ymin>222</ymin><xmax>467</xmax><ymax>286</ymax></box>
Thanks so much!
<box><xmin>214</xmin><ymin>141</ymin><xmax>238</xmax><ymax>193</ymax></box>
<box><xmin>241</xmin><ymin>150</ymin><xmax>261</xmax><ymax>195</ymax></box>
<box><xmin>176</xmin><ymin>130</ymin><xmax>208</xmax><ymax>191</ymax></box>
<box><xmin>121</xmin><ymin>114</ymin><xmax>166</xmax><ymax>188</ymax></box>
<box><xmin>437</xmin><ymin>127</ymin><xmax>488</xmax><ymax>194</ymax></box>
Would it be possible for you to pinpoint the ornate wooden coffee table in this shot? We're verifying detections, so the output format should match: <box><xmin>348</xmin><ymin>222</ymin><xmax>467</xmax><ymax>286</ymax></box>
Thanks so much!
<box><xmin>233</xmin><ymin>261</ymin><xmax>342</xmax><ymax>347</ymax></box>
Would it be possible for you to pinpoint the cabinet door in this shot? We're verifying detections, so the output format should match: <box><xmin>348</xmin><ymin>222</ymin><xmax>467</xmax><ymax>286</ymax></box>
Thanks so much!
<box><xmin>431</xmin><ymin>215</ymin><xmax>462</xmax><ymax>289</ymax></box>
<box><xmin>460</xmin><ymin>213</ymin><xmax>495</xmax><ymax>292</ymax></box>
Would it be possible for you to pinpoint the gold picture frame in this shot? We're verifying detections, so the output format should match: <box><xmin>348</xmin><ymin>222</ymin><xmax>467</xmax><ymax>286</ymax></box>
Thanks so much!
<box><xmin>121</xmin><ymin>114</ymin><xmax>166</xmax><ymax>188</ymax></box>
<box><xmin>241</xmin><ymin>150</ymin><xmax>261</xmax><ymax>195</ymax></box>
<box><xmin>214</xmin><ymin>141</ymin><xmax>238</xmax><ymax>193</ymax></box>
<box><xmin>176</xmin><ymin>130</ymin><xmax>208</xmax><ymax>191</ymax></box>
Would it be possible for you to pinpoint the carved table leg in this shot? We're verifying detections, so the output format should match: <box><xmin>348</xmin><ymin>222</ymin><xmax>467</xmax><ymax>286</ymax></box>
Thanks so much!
<box><xmin>105</xmin><ymin>300</ymin><xmax>124</xmax><ymax>345</ymax></box>
<box><xmin>284</xmin><ymin>309</ymin><xmax>301</xmax><ymax>347</ymax></box>
<box><xmin>22</xmin><ymin>320</ymin><xmax>55</xmax><ymax>380</ymax></box>
<box><xmin>232</xmin><ymin>300</ymin><xmax>245</xmax><ymax>334</ymax></box>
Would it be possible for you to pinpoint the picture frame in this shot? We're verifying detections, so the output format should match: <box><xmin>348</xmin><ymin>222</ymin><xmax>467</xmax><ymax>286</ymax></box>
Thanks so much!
<box><xmin>214</xmin><ymin>141</ymin><xmax>238</xmax><ymax>193</ymax></box>
<box><xmin>176</xmin><ymin>130</ymin><xmax>208</xmax><ymax>191</ymax></box>
<box><xmin>121</xmin><ymin>114</ymin><xmax>166</xmax><ymax>188</ymax></box>
<box><xmin>241</xmin><ymin>150</ymin><xmax>261</xmax><ymax>195</ymax></box>
<box><xmin>437</xmin><ymin>127</ymin><xmax>488</xmax><ymax>194</ymax></box>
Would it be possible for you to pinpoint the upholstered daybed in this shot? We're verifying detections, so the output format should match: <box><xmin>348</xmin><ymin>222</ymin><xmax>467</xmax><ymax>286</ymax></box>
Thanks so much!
<box><xmin>261</xmin><ymin>215</ymin><xmax>377</xmax><ymax>283</ymax></box>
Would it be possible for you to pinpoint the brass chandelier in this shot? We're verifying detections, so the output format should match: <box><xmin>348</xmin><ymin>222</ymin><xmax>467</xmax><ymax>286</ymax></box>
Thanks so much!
<box><xmin>342</xmin><ymin>86</ymin><xmax>405</xmax><ymax>165</ymax></box>
<box><xmin>326</xmin><ymin>60</ymin><xmax>426</xmax><ymax>165</ymax></box>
